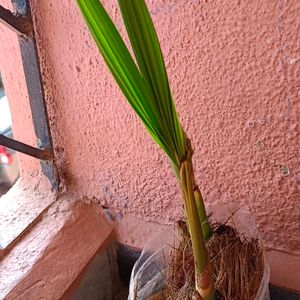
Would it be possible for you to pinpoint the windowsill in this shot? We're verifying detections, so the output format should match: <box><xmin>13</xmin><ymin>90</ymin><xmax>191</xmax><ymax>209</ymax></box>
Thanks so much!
<box><xmin>0</xmin><ymin>182</ymin><xmax>114</xmax><ymax>299</ymax></box>
<box><xmin>0</xmin><ymin>179</ymin><xmax>57</xmax><ymax>252</ymax></box>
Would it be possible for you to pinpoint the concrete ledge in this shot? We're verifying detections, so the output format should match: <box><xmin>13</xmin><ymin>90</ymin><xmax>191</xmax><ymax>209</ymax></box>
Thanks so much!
<box><xmin>267</xmin><ymin>249</ymin><xmax>300</xmax><ymax>292</ymax></box>
<box><xmin>0</xmin><ymin>180</ymin><xmax>56</xmax><ymax>251</ymax></box>
<box><xmin>0</xmin><ymin>192</ymin><xmax>113</xmax><ymax>300</ymax></box>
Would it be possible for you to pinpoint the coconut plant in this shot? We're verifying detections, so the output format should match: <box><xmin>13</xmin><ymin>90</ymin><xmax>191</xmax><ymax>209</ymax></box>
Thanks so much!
<box><xmin>76</xmin><ymin>1</ymin><xmax>268</xmax><ymax>299</ymax></box>
<box><xmin>76</xmin><ymin>0</ymin><xmax>214</xmax><ymax>298</ymax></box>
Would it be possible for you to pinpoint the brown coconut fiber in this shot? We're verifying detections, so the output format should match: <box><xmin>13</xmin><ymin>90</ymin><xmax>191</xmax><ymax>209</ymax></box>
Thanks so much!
<box><xmin>161</xmin><ymin>223</ymin><xmax>264</xmax><ymax>300</ymax></box>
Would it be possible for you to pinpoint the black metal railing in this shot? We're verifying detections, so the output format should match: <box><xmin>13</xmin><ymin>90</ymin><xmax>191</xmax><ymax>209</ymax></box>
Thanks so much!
<box><xmin>0</xmin><ymin>0</ymin><xmax>59</xmax><ymax>190</ymax></box>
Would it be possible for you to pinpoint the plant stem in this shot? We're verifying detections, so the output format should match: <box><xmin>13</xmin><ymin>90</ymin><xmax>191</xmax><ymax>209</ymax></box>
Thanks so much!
<box><xmin>172</xmin><ymin>142</ymin><xmax>212</xmax><ymax>240</ymax></box>
<box><xmin>185</xmin><ymin>138</ymin><xmax>212</xmax><ymax>241</ymax></box>
<box><xmin>194</xmin><ymin>187</ymin><xmax>212</xmax><ymax>241</ymax></box>
<box><xmin>180</xmin><ymin>161</ymin><xmax>215</xmax><ymax>299</ymax></box>
<box><xmin>179</xmin><ymin>142</ymin><xmax>215</xmax><ymax>299</ymax></box>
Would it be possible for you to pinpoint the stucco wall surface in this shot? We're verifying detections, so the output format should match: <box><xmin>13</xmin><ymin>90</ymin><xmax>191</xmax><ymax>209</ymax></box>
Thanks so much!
<box><xmin>30</xmin><ymin>0</ymin><xmax>300</xmax><ymax>252</ymax></box>
<box><xmin>1</xmin><ymin>0</ymin><xmax>299</xmax><ymax>290</ymax></box>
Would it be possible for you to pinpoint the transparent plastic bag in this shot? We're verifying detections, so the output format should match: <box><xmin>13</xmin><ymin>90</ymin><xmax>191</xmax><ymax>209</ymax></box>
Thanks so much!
<box><xmin>128</xmin><ymin>209</ymin><xmax>270</xmax><ymax>300</ymax></box>
<box><xmin>254</xmin><ymin>262</ymin><xmax>270</xmax><ymax>300</ymax></box>
<box><xmin>128</xmin><ymin>228</ymin><xmax>177</xmax><ymax>300</ymax></box>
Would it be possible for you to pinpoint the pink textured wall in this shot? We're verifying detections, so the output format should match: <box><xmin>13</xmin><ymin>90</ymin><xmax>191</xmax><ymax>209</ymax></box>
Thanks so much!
<box><xmin>1</xmin><ymin>0</ymin><xmax>299</xmax><ymax>290</ymax></box>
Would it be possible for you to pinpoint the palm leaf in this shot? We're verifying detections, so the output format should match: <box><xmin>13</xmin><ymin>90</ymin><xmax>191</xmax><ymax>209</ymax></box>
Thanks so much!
<box><xmin>76</xmin><ymin>0</ymin><xmax>186</xmax><ymax>169</ymax></box>
<box><xmin>118</xmin><ymin>0</ymin><xmax>186</xmax><ymax>161</ymax></box>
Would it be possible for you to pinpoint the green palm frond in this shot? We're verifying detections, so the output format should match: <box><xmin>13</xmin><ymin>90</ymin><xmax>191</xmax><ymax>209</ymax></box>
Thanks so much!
<box><xmin>77</xmin><ymin>0</ymin><xmax>186</xmax><ymax>169</ymax></box>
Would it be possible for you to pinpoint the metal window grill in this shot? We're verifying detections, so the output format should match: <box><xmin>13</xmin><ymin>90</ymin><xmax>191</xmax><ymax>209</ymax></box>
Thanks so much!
<box><xmin>0</xmin><ymin>0</ymin><xmax>59</xmax><ymax>190</ymax></box>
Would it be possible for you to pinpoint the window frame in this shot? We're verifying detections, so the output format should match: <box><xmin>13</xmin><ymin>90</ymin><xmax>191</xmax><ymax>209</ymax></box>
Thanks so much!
<box><xmin>0</xmin><ymin>0</ymin><xmax>59</xmax><ymax>190</ymax></box>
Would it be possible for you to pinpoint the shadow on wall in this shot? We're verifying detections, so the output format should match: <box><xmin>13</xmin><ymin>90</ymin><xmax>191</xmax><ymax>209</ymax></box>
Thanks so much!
<box><xmin>269</xmin><ymin>284</ymin><xmax>300</xmax><ymax>300</ymax></box>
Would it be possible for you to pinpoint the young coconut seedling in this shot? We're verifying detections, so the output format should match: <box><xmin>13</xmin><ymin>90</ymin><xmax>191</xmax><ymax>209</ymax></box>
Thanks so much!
<box><xmin>77</xmin><ymin>0</ymin><xmax>215</xmax><ymax>298</ymax></box>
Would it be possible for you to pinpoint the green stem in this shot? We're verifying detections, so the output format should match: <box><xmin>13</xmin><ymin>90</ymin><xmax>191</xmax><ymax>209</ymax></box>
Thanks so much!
<box><xmin>180</xmin><ymin>160</ymin><xmax>215</xmax><ymax>299</ymax></box>
<box><xmin>194</xmin><ymin>187</ymin><xmax>212</xmax><ymax>241</ymax></box>
<box><xmin>185</xmin><ymin>138</ymin><xmax>212</xmax><ymax>241</ymax></box>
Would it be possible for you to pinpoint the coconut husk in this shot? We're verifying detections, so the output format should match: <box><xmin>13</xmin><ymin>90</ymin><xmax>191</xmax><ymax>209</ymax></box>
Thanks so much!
<box><xmin>163</xmin><ymin>223</ymin><xmax>264</xmax><ymax>300</ymax></box>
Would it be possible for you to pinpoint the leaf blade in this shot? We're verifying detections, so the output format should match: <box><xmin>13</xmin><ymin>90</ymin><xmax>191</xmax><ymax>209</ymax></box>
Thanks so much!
<box><xmin>118</xmin><ymin>0</ymin><xmax>186</xmax><ymax>162</ymax></box>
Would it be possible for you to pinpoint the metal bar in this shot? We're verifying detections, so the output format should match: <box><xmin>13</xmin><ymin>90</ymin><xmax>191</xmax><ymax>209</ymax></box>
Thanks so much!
<box><xmin>11</xmin><ymin>0</ymin><xmax>60</xmax><ymax>190</ymax></box>
<box><xmin>0</xmin><ymin>5</ymin><xmax>32</xmax><ymax>36</ymax></box>
<box><xmin>0</xmin><ymin>134</ymin><xmax>53</xmax><ymax>160</ymax></box>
